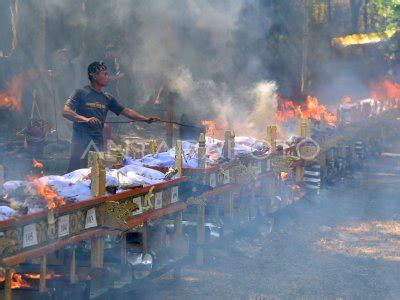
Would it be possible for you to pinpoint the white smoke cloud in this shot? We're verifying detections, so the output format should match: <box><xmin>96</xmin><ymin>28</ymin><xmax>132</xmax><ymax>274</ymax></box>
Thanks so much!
<box><xmin>1</xmin><ymin>0</ymin><xmax>277</xmax><ymax>139</ymax></box>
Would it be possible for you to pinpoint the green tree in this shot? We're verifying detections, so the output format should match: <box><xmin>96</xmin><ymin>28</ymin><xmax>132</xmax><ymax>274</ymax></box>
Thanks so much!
<box><xmin>373</xmin><ymin>0</ymin><xmax>400</xmax><ymax>30</ymax></box>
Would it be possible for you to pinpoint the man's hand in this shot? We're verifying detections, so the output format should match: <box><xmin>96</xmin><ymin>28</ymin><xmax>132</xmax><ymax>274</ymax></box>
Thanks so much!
<box><xmin>146</xmin><ymin>116</ymin><xmax>161</xmax><ymax>123</ymax></box>
<box><xmin>86</xmin><ymin>117</ymin><xmax>101</xmax><ymax>125</ymax></box>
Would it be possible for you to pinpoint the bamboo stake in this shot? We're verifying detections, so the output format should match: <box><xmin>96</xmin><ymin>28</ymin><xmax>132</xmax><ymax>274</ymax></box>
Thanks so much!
<box><xmin>198</xmin><ymin>133</ymin><xmax>206</xmax><ymax>169</ymax></box>
<box><xmin>0</xmin><ymin>165</ymin><xmax>4</xmax><ymax>189</ymax></box>
<box><xmin>39</xmin><ymin>255</ymin><xmax>47</xmax><ymax>293</ymax></box>
<box><xmin>88</xmin><ymin>151</ymin><xmax>106</xmax><ymax>197</ymax></box>
<box><xmin>223</xmin><ymin>130</ymin><xmax>235</xmax><ymax>159</ymax></box>
<box><xmin>149</xmin><ymin>139</ymin><xmax>158</xmax><ymax>154</ymax></box>
<box><xmin>319</xmin><ymin>113</ymin><xmax>326</xmax><ymax>132</ymax></box>
<box><xmin>196</xmin><ymin>202</ymin><xmax>206</xmax><ymax>266</ymax></box>
<box><xmin>175</xmin><ymin>140</ymin><xmax>183</xmax><ymax>177</ymax></box>
<box><xmin>120</xmin><ymin>232</ymin><xmax>127</xmax><ymax>265</ymax></box>
<box><xmin>174</xmin><ymin>211</ymin><xmax>183</xmax><ymax>235</ymax></box>
<box><xmin>90</xmin><ymin>237</ymin><xmax>104</xmax><ymax>268</ymax></box>
<box><xmin>4</xmin><ymin>268</ymin><xmax>11</xmax><ymax>300</ymax></box>
<box><xmin>166</xmin><ymin>89</ymin><xmax>174</xmax><ymax>148</ymax></box>
<box><xmin>296</xmin><ymin>118</ymin><xmax>305</xmax><ymax>182</ymax></box>
<box><xmin>225</xmin><ymin>191</ymin><xmax>234</xmax><ymax>223</ymax></box>
<box><xmin>70</xmin><ymin>247</ymin><xmax>78</xmax><ymax>284</ymax></box>
<box><xmin>142</xmin><ymin>222</ymin><xmax>149</xmax><ymax>254</ymax></box>
<box><xmin>266</xmin><ymin>126</ymin><xmax>277</xmax><ymax>152</ymax></box>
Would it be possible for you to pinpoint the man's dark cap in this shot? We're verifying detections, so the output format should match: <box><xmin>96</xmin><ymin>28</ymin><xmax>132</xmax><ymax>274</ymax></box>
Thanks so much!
<box><xmin>88</xmin><ymin>61</ymin><xmax>107</xmax><ymax>81</ymax></box>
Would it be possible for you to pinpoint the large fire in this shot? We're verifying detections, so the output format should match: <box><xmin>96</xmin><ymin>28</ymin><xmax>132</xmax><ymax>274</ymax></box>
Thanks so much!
<box><xmin>0</xmin><ymin>272</ymin><xmax>31</xmax><ymax>289</ymax></box>
<box><xmin>202</xmin><ymin>120</ymin><xmax>227</xmax><ymax>139</ymax></box>
<box><xmin>26</xmin><ymin>161</ymin><xmax>66</xmax><ymax>210</ymax></box>
<box><xmin>371</xmin><ymin>80</ymin><xmax>400</xmax><ymax>108</ymax></box>
<box><xmin>32</xmin><ymin>159</ymin><xmax>43</xmax><ymax>169</ymax></box>
<box><xmin>277</xmin><ymin>96</ymin><xmax>337</xmax><ymax>126</ymax></box>
<box><xmin>34</xmin><ymin>178</ymin><xmax>66</xmax><ymax>209</ymax></box>
<box><xmin>0</xmin><ymin>74</ymin><xmax>26</xmax><ymax>112</ymax></box>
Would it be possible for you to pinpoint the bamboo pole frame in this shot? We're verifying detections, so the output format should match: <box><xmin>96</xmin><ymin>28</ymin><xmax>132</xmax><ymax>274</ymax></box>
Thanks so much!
<box><xmin>39</xmin><ymin>255</ymin><xmax>47</xmax><ymax>293</ymax></box>
<box><xmin>198</xmin><ymin>133</ymin><xmax>206</xmax><ymax>169</ymax></box>
<box><xmin>196</xmin><ymin>202</ymin><xmax>206</xmax><ymax>266</ymax></box>
<box><xmin>69</xmin><ymin>247</ymin><xmax>78</xmax><ymax>284</ymax></box>
<box><xmin>4</xmin><ymin>268</ymin><xmax>11</xmax><ymax>300</ymax></box>
<box><xmin>175</xmin><ymin>140</ymin><xmax>183</xmax><ymax>177</ymax></box>
<box><xmin>266</xmin><ymin>126</ymin><xmax>277</xmax><ymax>152</ymax></box>
<box><xmin>88</xmin><ymin>151</ymin><xmax>106</xmax><ymax>197</ymax></box>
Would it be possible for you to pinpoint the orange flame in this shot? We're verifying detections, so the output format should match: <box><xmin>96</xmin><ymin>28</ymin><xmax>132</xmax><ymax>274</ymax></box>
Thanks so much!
<box><xmin>0</xmin><ymin>272</ymin><xmax>31</xmax><ymax>289</ymax></box>
<box><xmin>0</xmin><ymin>74</ymin><xmax>26</xmax><ymax>112</ymax></box>
<box><xmin>371</xmin><ymin>80</ymin><xmax>400</xmax><ymax>108</ymax></box>
<box><xmin>35</xmin><ymin>179</ymin><xmax>66</xmax><ymax>209</ymax></box>
<box><xmin>23</xmin><ymin>273</ymin><xmax>63</xmax><ymax>280</ymax></box>
<box><xmin>32</xmin><ymin>159</ymin><xmax>43</xmax><ymax>169</ymax></box>
<box><xmin>25</xmin><ymin>176</ymin><xmax>66</xmax><ymax>209</ymax></box>
<box><xmin>277</xmin><ymin>96</ymin><xmax>337</xmax><ymax>126</ymax></box>
<box><xmin>201</xmin><ymin>120</ymin><xmax>227</xmax><ymax>139</ymax></box>
<box><xmin>276</xmin><ymin>96</ymin><xmax>297</xmax><ymax>123</ymax></box>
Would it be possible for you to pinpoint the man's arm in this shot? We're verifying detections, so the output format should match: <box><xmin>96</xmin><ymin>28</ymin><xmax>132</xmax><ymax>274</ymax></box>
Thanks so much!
<box><xmin>120</xmin><ymin>108</ymin><xmax>160</xmax><ymax>123</ymax></box>
<box><xmin>63</xmin><ymin>105</ymin><xmax>101</xmax><ymax>125</ymax></box>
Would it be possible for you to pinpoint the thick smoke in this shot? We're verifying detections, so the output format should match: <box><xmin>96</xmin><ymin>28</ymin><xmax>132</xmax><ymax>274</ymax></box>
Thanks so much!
<box><xmin>0</xmin><ymin>0</ymin><xmax>277</xmax><ymax>139</ymax></box>
<box><xmin>126</xmin><ymin>0</ymin><xmax>276</xmax><ymax>136</ymax></box>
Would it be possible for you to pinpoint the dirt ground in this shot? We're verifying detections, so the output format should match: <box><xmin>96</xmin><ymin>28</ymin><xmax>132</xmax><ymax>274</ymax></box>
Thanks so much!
<box><xmin>129</xmin><ymin>147</ymin><xmax>400</xmax><ymax>299</ymax></box>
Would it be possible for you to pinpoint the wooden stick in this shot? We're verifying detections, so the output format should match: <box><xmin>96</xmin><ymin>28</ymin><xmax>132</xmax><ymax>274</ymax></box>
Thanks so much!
<box><xmin>225</xmin><ymin>191</ymin><xmax>234</xmax><ymax>223</ymax></box>
<box><xmin>296</xmin><ymin>118</ymin><xmax>310</xmax><ymax>182</ymax></box>
<box><xmin>166</xmin><ymin>89</ymin><xmax>174</xmax><ymax>148</ymax></box>
<box><xmin>267</xmin><ymin>126</ymin><xmax>277</xmax><ymax>152</ymax></box>
<box><xmin>295</xmin><ymin>165</ymin><xmax>304</xmax><ymax>183</ymax></box>
<box><xmin>174</xmin><ymin>211</ymin><xmax>183</xmax><ymax>235</ymax></box>
<box><xmin>39</xmin><ymin>255</ymin><xmax>47</xmax><ymax>293</ymax></box>
<box><xmin>120</xmin><ymin>232</ymin><xmax>127</xmax><ymax>265</ymax></box>
<box><xmin>319</xmin><ymin>112</ymin><xmax>326</xmax><ymax>132</ymax></box>
<box><xmin>223</xmin><ymin>131</ymin><xmax>235</xmax><ymax>159</ymax></box>
<box><xmin>175</xmin><ymin>140</ymin><xmax>183</xmax><ymax>177</ymax></box>
<box><xmin>142</xmin><ymin>221</ymin><xmax>149</xmax><ymax>254</ymax></box>
<box><xmin>0</xmin><ymin>165</ymin><xmax>4</xmax><ymax>189</ymax></box>
<box><xmin>4</xmin><ymin>268</ymin><xmax>11</xmax><ymax>300</ymax></box>
<box><xmin>69</xmin><ymin>247</ymin><xmax>78</xmax><ymax>284</ymax></box>
<box><xmin>90</xmin><ymin>237</ymin><xmax>104</xmax><ymax>268</ymax></box>
<box><xmin>89</xmin><ymin>151</ymin><xmax>106</xmax><ymax>197</ymax></box>
<box><xmin>196</xmin><ymin>202</ymin><xmax>206</xmax><ymax>266</ymax></box>
<box><xmin>149</xmin><ymin>139</ymin><xmax>158</xmax><ymax>154</ymax></box>
<box><xmin>198</xmin><ymin>133</ymin><xmax>206</xmax><ymax>169</ymax></box>
<box><xmin>297</xmin><ymin>118</ymin><xmax>309</xmax><ymax>138</ymax></box>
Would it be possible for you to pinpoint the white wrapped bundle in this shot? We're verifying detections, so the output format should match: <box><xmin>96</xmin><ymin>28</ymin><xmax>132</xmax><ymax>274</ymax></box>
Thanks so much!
<box><xmin>57</xmin><ymin>182</ymin><xmax>92</xmax><ymax>202</ymax></box>
<box><xmin>140</xmin><ymin>152</ymin><xmax>175</xmax><ymax>167</ymax></box>
<box><xmin>63</xmin><ymin>168</ymin><xmax>90</xmax><ymax>182</ymax></box>
<box><xmin>37</xmin><ymin>176</ymin><xmax>72</xmax><ymax>189</ymax></box>
<box><xmin>234</xmin><ymin>136</ymin><xmax>257</xmax><ymax>154</ymax></box>
<box><xmin>118</xmin><ymin>165</ymin><xmax>165</xmax><ymax>180</ymax></box>
<box><xmin>0</xmin><ymin>206</ymin><xmax>15</xmax><ymax>217</ymax></box>
<box><xmin>3</xmin><ymin>180</ymin><xmax>31</xmax><ymax>193</ymax></box>
<box><xmin>117</xmin><ymin>172</ymin><xmax>162</xmax><ymax>188</ymax></box>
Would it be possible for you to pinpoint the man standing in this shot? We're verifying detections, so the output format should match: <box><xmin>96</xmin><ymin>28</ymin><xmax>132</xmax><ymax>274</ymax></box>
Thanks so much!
<box><xmin>63</xmin><ymin>61</ymin><xmax>159</xmax><ymax>172</ymax></box>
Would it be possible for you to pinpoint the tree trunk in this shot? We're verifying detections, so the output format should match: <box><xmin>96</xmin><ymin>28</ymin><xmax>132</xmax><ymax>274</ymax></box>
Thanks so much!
<box><xmin>301</xmin><ymin>0</ymin><xmax>310</xmax><ymax>94</ymax></box>
<box><xmin>363</xmin><ymin>0</ymin><xmax>369</xmax><ymax>33</ymax></box>
<box><xmin>349</xmin><ymin>0</ymin><xmax>362</xmax><ymax>33</ymax></box>
<box><xmin>326</xmin><ymin>0</ymin><xmax>332</xmax><ymax>24</ymax></box>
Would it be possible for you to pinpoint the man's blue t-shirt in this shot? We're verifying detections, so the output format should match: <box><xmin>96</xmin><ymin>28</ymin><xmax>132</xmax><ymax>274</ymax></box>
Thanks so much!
<box><xmin>66</xmin><ymin>85</ymin><xmax>125</xmax><ymax>139</ymax></box>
